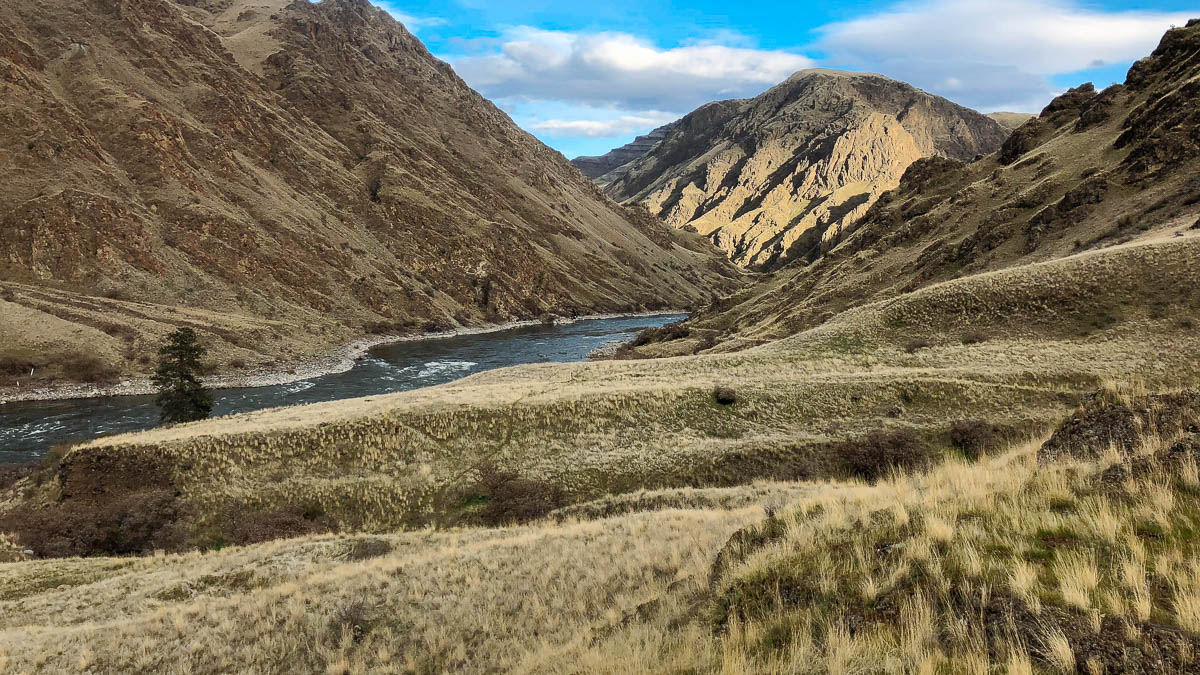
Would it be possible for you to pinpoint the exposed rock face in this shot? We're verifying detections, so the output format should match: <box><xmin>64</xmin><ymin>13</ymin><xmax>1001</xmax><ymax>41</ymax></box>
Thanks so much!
<box><xmin>0</xmin><ymin>0</ymin><xmax>740</xmax><ymax>381</ymax></box>
<box><xmin>571</xmin><ymin>121</ymin><xmax>678</xmax><ymax>184</ymax></box>
<box><xmin>604</xmin><ymin>70</ymin><xmax>1010</xmax><ymax>268</ymax></box>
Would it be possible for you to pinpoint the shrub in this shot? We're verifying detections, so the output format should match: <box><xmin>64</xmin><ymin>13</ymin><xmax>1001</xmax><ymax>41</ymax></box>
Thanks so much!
<box><xmin>631</xmin><ymin>321</ymin><xmax>690</xmax><ymax>347</ymax></box>
<box><xmin>330</xmin><ymin>596</ymin><xmax>374</xmax><ymax>644</ymax></box>
<box><xmin>950</xmin><ymin>420</ymin><xmax>1011</xmax><ymax>461</ymax></box>
<box><xmin>1181</xmin><ymin>317</ymin><xmax>1196</xmax><ymax>330</ymax></box>
<box><xmin>0</xmin><ymin>355</ymin><xmax>37</xmax><ymax>378</ymax></box>
<box><xmin>961</xmin><ymin>331</ymin><xmax>989</xmax><ymax>345</ymax></box>
<box><xmin>0</xmin><ymin>287</ymin><xmax>14</xmax><ymax>302</ymax></box>
<box><xmin>59</xmin><ymin>352</ymin><xmax>118</xmax><ymax>383</ymax></box>
<box><xmin>226</xmin><ymin>505</ymin><xmax>334</xmax><ymax>545</ymax></box>
<box><xmin>713</xmin><ymin>386</ymin><xmax>738</xmax><ymax>406</ymax></box>
<box><xmin>470</xmin><ymin>463</ymin><xmax>566</xmax><ymax>526</ymax></box>
<box><xmin>837</xmin><ymin>430</ymin><xmax>934</xmax><ymax>482</ymax></box>
<box><xmin>0</xmin><ymin>488</ymin><xmax>187</xmax><ymax>558</ymax></box>
<box><xmin>905</xmin><ymin>339</ymin><xmax>933</xmax><ymax>354</ymax></box>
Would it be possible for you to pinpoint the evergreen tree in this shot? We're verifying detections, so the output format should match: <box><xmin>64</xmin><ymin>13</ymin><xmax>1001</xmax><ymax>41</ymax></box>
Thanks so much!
<box><xmin>153</xmin><ymin>328</ymin><xmax>213</xmax><ymax>424</ymax></box>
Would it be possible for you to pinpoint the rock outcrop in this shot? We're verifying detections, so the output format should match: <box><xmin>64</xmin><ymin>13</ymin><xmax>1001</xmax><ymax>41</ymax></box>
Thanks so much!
<box><xmin>571</xmin><ymin>121</ymin><xmax>678</xmax><ymax>184</ymax></box>
<box><xmin>602</xmin><ymin>70</ymin><xmax>1010</xmax><ymax>268</ymax></box>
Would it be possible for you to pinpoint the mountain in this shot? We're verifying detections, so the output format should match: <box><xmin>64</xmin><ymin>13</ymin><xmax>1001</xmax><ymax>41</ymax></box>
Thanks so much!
<box><xmin>3</xmin><ymin>21</ymin><xmax>1200</xmax><ymax>674</ymax></box>
<box><xmin>601</xmin><ymin>70</ymin><xmax>1011</xmax><ymax>268</ymax></box>
<box><xmin>0</xmin><ymin>0</ymin><xmax>740</xmax><ymax>388</ymax></box>
<box><xmin>663</xmin><ymin>20</ymin><xmax>1200</xmax><ymax>352</ymax></box>
<box><xmin>987</xmin><ymin>111</ymin><xmax>1037</xmax><ymax>129</ymax></box>
<box><xmin>570</xmin><ymin>120</ymin><xmax>678</xmax><ymax>184</ymax></box>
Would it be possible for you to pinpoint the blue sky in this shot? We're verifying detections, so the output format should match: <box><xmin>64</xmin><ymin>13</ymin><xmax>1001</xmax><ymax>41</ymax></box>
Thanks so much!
<box><xmin>378</xmin><ymin>0</ymin><xmax>1196</xmax><ymax>158</ymax></box>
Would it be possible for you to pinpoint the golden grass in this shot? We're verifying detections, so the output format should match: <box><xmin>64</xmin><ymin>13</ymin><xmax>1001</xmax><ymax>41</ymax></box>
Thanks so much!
<box><xmin>4</xmin><ymin>414</ymin><xmax>1200</xmax><ymax>671</ymax></box>
<box><xmin>0</xmin><ymin>507</ymin><xmax>762</xmax><ymax>673</ymax></box>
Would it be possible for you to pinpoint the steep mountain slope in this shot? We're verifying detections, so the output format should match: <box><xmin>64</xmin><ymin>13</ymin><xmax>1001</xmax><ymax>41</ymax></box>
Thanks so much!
<box><xmin>604</xmin><ymin>70</ymin><xmax>1010</xmax><ymax>268</ymax></box>
<box><xmin>570</xmin><ymin>120</ymin><xmax>678</xmax><ymax>184</ymax></box>
<box><xmin>666</xmin><ymin>21</ymin><xmax>1200</xmax><ymax>352</ymax></box>
<box><xmin>0</xmin><ymin>0</ymin><xmax>739</xmax><ymax>387</ymax></box>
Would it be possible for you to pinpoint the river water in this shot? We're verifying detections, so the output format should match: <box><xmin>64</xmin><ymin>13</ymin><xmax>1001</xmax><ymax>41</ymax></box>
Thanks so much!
<box><xmin>0</xmin><ymin>314</ymin><xmax>684</xmax><ymax>461</ymax></box>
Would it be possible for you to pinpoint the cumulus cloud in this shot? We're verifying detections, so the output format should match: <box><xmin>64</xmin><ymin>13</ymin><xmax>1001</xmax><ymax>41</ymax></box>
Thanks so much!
<box><xmin>528</xmin><ymin>112</ymin><xmax>679</xmax><ymax>138</ymax></box>
<box><xmin>449</xmin><ymin>27</ymin><xmax>814</xmax><ymax>112</ymax></box>
<box><xmin>817</xmin><ymin>0</ymin><xmax>1189</xmax><ymax>111</ymax></box>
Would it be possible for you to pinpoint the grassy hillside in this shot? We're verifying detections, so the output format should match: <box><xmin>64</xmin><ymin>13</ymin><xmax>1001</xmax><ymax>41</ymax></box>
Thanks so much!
<box><xmin>3</xmin><ymin>390</ymin><xmax>1199</xmax><ymax>673</ymax></box>
<box><xmin>3</xmin><ymin>232</ymin><xmax>1198</xmax><ymax>555</ymax></box>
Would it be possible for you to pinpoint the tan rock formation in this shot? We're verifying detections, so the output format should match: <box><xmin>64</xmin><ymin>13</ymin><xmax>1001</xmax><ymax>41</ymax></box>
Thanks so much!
<box><xmin>605</xmin><ymin>70</ymin><xmax>1011</xmax><ymax>268</ymax></box>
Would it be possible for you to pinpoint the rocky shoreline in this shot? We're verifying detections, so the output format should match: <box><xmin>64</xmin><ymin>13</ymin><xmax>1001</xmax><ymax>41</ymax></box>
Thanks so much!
<box><xmin>0</xmin><ymin>311</ymin><xmax>683</xmax><ymax>404</ymax></box>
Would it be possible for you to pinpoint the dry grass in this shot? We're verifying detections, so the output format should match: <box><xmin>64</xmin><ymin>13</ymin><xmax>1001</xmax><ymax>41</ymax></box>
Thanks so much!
<box><xmin>0</xmin><ymin>507</ymin><xmax>761</xmax><ymax>673</ymax></box>
<box><xmin>4</xmin><ymin>404</ymin><xmax>1200</xmax><ymax>672</ymax></box>
<box><xmin>21</xmin><ymin>235</ymin><xmax>1196</xmax><ymax>542</ymax></box>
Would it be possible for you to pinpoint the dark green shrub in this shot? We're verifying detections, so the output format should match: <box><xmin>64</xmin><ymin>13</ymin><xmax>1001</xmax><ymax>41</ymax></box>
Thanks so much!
<box><xmin>631</xmin><ymin>321</ymin><xmax>690</xmax><ymax>347</ymax></box>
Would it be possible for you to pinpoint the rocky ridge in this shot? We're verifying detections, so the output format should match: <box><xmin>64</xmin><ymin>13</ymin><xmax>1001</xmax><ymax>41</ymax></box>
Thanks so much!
<box><xmin>570</xmin><ymin>120</ymin><xmax>678</xmax><ymax>185</ymax></box>
<box><xmin>602</xmin><ymin>70</ymin><xmax>1010</xmax><ymax>268</ymax></box>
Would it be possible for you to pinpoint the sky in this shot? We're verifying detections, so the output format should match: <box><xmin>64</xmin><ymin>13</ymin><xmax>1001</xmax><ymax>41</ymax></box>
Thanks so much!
<box><xmin>376</xmin><ymin>0</ymin><xmax>1196</xmax><ymax>158</ymax></box>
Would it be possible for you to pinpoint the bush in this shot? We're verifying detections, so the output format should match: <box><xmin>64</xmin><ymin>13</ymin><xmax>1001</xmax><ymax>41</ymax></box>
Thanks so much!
<box><xmin>330</xmin><ymin>596</ymin><xmax>374</xmax><ymax>644</ymax></box>
<box><xmin>961</xmin><ymin>331</ymin><xmax>989</xmax><ymax>345</ymax></box>
<box><xmin>0</xmin><ymin>355</ymin><xmax>37</xmax><ymax>378</ymax></box>
<box><xmin>470</xmin><ymin>463</ymin><xmax>566</xmax><ymax>526</ymax></box>
<box><xmin>631</xmin><ymin>321</ymin><xmax>690</xmax><ymax>347</ymax></box>
<box><xmin>59</xmin><ymin>352</ymin><xmax>118</xmax><ymax>383</ymax></box>
<box><xmin>713</xmin><ymin>386</ymin><xmax>738</xmax><ymax>406</ymax></box>
<box><xmin>227</xmin><ymin>505</ymin><xmax>334</xmax><ymax>545</ymax></box>
<box><xmin>0</xmin><ymin>287</ymin><xmax>14</xmax><ymax>302</ymax></box>
<box><xmin>905</xmin><ymin>339</ymin><xmax>933</xmax><ymax>354</ymax></box>
<box><xmin>0</xmin><ymin>488</ymin><xmax>187</xmax><ymax>558</ymax></box>
<box><xmin>950</xmin><ymin>420</ymin><xmax>1012</xmax><ymax>461</ymax></box>
<box><xmin>837</xmin><ymin>430</ymin><xmax>934</xmax><ymax>482</ymax></box>
<box><xmin>1181</xmin><ymin>317</ymin><xmax>1196</xmax><ymax>331</ymax></box>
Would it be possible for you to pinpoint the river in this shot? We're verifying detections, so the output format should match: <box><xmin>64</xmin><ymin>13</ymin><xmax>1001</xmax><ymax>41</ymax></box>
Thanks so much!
<box><xmin>0</xmin><ymin>314</ymin><xmax>685</xmax><ymax>461</ymax></box>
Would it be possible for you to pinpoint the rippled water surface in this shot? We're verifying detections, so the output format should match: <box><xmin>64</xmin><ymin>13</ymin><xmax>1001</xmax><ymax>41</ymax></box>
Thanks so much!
<box><xmin>0</xmin><ymin>314</ymin><xmax>685</xmax><ymax>461</ymax></box>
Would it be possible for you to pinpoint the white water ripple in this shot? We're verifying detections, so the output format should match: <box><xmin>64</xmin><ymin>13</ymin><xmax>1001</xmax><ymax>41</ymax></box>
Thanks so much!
<box><xmin>417</xmin><ymin>360</ymin><xmax>478</xmax><ymax>379</ymax></box>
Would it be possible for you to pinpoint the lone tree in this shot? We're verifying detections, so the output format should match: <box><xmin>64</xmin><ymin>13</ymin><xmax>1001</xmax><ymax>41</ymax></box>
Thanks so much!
<box><xmin>153</xmin><ymin>327</ymin><xmax>213</xmax><ymax>424</ymax></box>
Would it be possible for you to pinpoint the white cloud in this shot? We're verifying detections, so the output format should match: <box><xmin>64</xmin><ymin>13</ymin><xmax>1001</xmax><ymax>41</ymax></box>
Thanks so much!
<box><xmin>817</xmin><ymin>0</ymin><xmax>1189</xmax><ymax>111</ymax></box>
<box><xmin>379</xmin><ymin>7</ymin><xmax>447</xmax><ymax>33</ymax></box>
<box><xmin>449</xmin><ymin>27</ymin><xmax>814</xmax><ymax>111</ymax></box>
<box><xmin>529</xmin><ymin>112</ymin><xmax>679</xmax><ymax>138</ymax></box>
